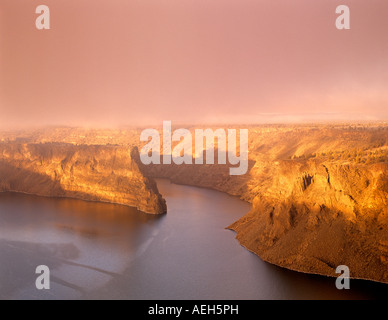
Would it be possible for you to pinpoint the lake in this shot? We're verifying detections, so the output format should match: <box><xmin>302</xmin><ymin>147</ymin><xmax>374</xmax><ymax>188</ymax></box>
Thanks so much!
<box><xmin>0</xmin><ymin>179</ymin><xmax>386</xmax><ymax>300</ymax></box>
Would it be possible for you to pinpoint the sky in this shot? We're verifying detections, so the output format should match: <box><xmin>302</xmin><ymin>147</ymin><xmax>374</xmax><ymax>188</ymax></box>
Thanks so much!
<box><xmin>1</xmin><ymin>0</ymin><xmax>388</xmax><ymax>128</ymax></box>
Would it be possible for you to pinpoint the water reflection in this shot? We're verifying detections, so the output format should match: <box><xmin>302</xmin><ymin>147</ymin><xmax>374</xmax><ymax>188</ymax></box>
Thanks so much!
<box><xmin>0</xmin><ymin>192</ymin><xmax>163</xmax><ymax>299</ymax></box>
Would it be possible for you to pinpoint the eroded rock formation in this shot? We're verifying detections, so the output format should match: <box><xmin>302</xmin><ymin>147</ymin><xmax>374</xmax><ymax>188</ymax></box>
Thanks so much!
<box><xmin>0</xmin><ymin>143</ymin><xmax>166</xmax><ymax>214</ymax></box>
<box><xmin>229</xmin><ymin>160</ymin><xmax>388</xmax><ymax>283</ymax></box>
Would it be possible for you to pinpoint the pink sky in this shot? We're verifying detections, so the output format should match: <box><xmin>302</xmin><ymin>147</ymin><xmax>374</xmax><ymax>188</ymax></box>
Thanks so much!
<box><xmin>1</xmin><ymin>0</ymin><xmax>388</xmax><ymax>128</ymax></box>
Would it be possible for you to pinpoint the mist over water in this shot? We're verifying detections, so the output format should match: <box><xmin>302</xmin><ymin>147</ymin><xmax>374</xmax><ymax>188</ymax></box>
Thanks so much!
<box><xmin>0</xmin><ymin>180</ymin><xmax>386</xmax><ymax>300</ymax></box>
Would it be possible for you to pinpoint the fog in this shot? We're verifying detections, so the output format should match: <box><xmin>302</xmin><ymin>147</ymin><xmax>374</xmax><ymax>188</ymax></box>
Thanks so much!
<box><xmin>1</xmin><ymin>0</ymin><xmax>387</xmax><ymax>128</ymax></box>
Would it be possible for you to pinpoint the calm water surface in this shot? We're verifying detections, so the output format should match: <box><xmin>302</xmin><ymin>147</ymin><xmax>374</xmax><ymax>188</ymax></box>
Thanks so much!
<box><xmin>0</xmin><ymin>179</ymin><xmax>386</xmax><ymax>300</ymax></box>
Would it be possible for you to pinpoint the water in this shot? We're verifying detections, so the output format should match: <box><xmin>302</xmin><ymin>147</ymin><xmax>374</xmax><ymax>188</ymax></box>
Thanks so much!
<box><xmin>0</xmin><ymin>179</ymin><xmax>386</xmax><ymax>300</ymax></box>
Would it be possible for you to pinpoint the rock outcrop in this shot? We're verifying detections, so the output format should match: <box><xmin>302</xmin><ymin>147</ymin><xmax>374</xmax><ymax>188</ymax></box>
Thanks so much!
<box><xmin>0</xmin><ymin>143</ymin><xmax>166</xmax><ymax>214</ymax></box>
<box><xmin>229</xmin><ymin>160</ymin><xmax>388</xmax><ymax>283</ymax></box>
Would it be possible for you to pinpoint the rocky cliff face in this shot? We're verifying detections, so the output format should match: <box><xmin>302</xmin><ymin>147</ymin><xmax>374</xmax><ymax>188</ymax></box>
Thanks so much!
<box><xmin>0</xmin><ymin>143</ymin><xmax>166</xmax><ymax>214</ymax></box>
<box><xmin>229</xmin><ymin>160</ymin><xmax>388</xmax><ymax>283</ymax></box>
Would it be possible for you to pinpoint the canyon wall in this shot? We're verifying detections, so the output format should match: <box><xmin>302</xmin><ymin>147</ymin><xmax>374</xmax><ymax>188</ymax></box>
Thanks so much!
<box><xmin>0</xmin><ymin>143</ymin><xmax>166</xmax><ymax>214</ymax></box>
<box><xmin>229</xmin><ymin>160</ymin><xmax>388</xmax><ymax>283</ymax></box>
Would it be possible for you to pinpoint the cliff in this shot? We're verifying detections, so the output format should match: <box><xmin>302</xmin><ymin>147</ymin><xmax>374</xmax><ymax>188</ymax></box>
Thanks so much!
<box><xmin>0</xmin><ymin>143</ymin><xmax>166</xmax><ymax>214</ymax></box>
<box><xmin>229</xmin><ymin>160</ymin><xmax>388</xmax><ymax>283</ymax></box>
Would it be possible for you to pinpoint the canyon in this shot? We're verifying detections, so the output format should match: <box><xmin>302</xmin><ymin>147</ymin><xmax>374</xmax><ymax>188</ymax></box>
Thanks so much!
<box><xmin>0</xmin><ymin>123</ymin><xmax>387</xmax><ymax>284</ymax></box>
